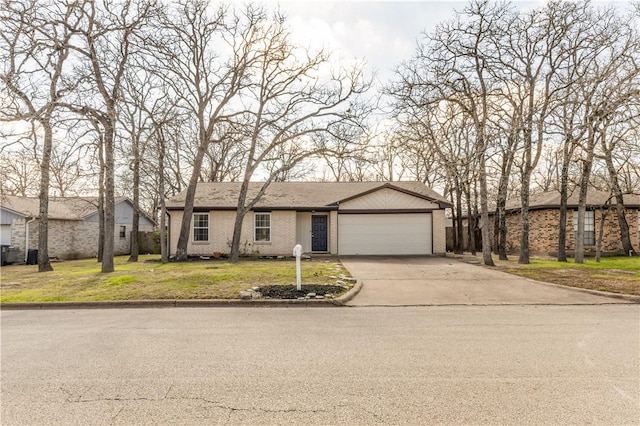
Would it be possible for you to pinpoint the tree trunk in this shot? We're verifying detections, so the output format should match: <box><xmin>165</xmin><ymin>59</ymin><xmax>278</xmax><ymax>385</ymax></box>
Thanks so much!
<box><xmin>557</xmin><ymin>160</ymin><xmax>570</xmax><ymax>262</ymax></box>
<box><xmin>494</xmin><ymin>137</ymin><xmax>514</xmax><ymax>260</ymax></box>
<box><xmin>454</xmin><ymin>186</ymin><xmax>463</xmax><ymax>254</ymax></box>
<box><xmin>230</xmin><ymin>180</ymin><xmax>251</xmax><ymax>263</ymax></box>
<box><xmin>478</xmin><ymin>146</ymin><xmax>495</xmax><ymax>266</ymax></box>
<box><xmin>175</xmin><ymin>140</ymin><xmax>209</xmax><ymax>261</ymax></box>
<box><xmin>128</xmin><ymin>155</ymin><xmax>140</xmax><ymax>262</ymax></box>
<box><xmin>465</xmin><ymin>188</ymin><xmax>476</xmax><ymax>255</ymax></box>
<box><xmin>101</xmin><ymin>118</ymin><xmax>115</xmax><ymax>273</ymax></box>
<box><xmin>575</xmin><ymin>161</ymin><xmax>592</xmax><ymax>264</ymax></box>
<box><xmin>97</xmin><ymin>136</ymin><xmax>105</xmax><ymax>263</ymax></box>
<box><xmin>595</xmin><ymin>207</ymin><xmax>608</xmax><ymax>263</ymax></box>
<box><xmin>603</xmin><ymin>142</ymin><xmax>636</xmax><ymax>256</ymax></box>
<box><xmin>612</xmin><ymin>193</ymin><xmax>635</xmax><ymax>256</ymax></box>
<box><xmin>519</xmin><ymin>128</ymin><xmax>533</xmax><ymax>265</ymax></box>
<box><xmin>102</xmin><ymin>117</ymin><xmax>115</xmax><ymax>272</ymax></box>
<box><xmin>37</xmin><ymin>122</ymin><xmax>54</xmax><ymax>272</ymax></box>
<box><xmin>159</xmin><ymin>135</ymin><xmax>168</xmax><ymax>264</ymax></box>
<box><xmin>493</xmin><ymin>209</ymin><xmax>499</xmax><ymax>256</ymax></box>
<box><xmin>498</xmin><ymin>207</ymin><xmax>508</xmax><ymax>261</ymax></box>
<box><xmin>495</xmin><ymin>168</ymin><xmax>511</xmax><ymax>261</ymax></box>
<box><xmin>518</xmin><ymin>184</ymin><xmax>531</xmax><ymax>264</ymax></box>
<box><xmin>575</xmin><ymin>129</ymin><xmax>597</xmax><ymax>264</ymax></box>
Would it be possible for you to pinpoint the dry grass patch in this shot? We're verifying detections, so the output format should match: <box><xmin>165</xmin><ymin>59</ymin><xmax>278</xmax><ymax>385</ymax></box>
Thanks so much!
<box><xmin>493</xmin><ymin>256</ymin><xmax>640</xmax><ymax>296</ymax></box>
<box><xmin>0</xmin><ymin>255</ymin><xmax>349</xmax><ymax>303</ymax></box>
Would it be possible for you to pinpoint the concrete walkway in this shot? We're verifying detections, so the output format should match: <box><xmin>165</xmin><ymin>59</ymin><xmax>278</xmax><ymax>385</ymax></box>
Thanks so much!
<box><xmin>340</xmin><ymin>256</ymin><xmax>634</xmax><ymax>306</ymax></box>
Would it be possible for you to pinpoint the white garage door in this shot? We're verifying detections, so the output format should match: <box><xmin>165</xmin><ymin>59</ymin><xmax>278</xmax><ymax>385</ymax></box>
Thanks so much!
<box><xmin>338</xmin><ymin>213</ymin><xmax>432</xmax><ymax>255</ymax></box>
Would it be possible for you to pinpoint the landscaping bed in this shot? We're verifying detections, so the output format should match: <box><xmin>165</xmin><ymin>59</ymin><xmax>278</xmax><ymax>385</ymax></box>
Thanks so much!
<box><xmin>255</xmin><ymin>284</ymin><xmax>347</xmax><ymax>299</ymax></box>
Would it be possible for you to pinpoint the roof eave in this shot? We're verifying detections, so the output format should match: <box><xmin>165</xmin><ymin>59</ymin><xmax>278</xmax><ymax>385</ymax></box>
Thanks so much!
<box><xmin>167</xmin><ymin>205</ymin><xmax>338</xmax><ymax>212</ymax></box>
<box><xmin>0</xmin><ymin>205</ymin><xmax>28</xmax><ymax>218</ymax></box>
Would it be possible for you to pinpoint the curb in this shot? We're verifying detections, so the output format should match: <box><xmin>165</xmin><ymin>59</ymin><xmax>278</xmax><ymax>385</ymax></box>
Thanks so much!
<box><xmin>0</xmin><ymin>282</ymin><xmax>363</xmax><ymax>310</ymax></box>
<box><xmin>332</xmin><ymin>280</ymin><xmax>363</xmax><ymax>306</ymax></box>
<box><xmin>523</xmin><ymin>278</ymin><xmax>640</xmax><ymax>303</ymax></box>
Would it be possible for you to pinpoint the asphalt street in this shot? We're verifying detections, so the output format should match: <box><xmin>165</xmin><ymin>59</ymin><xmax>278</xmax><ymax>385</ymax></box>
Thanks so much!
<box><xmin>2</xmin><ymin>305</ymin><xmax>639</xmax><ymax>425</ymax></box>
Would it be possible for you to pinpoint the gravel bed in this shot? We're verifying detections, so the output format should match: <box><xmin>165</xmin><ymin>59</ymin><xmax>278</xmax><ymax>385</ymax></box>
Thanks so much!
<box><xmin>257</xmin><ymin>284</ymin><xmax>346</xmax><ymax>299</ymax></box>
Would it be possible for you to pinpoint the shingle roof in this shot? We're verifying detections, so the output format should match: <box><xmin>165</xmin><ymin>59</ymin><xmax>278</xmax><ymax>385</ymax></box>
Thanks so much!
<box><xmin>503</xmin><ymin>190</ymin><xmax>640</xmax><ymax>211</ymax></box>
<box><xmin>166</xmin><ymin>181</ymin><xmax>452</xmax><ymax>209</ymax></box>
<box><xmin>0</xmin><ymin>195</ymin><xmax>125</xmax><ymax>220</ymax></box>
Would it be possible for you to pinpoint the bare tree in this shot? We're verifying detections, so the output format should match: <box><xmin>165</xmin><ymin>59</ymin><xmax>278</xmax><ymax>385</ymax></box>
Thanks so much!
<box><xmin>597</xmin><ymin>101</ymin><xmax>640</xmax><ymax>256</ymax></box>
<box><xmin>0</xmin><ymin>151</ymin><xmax>39</xmax><ymax>196</ymax></box>
<box><xmin>155</xmin><ymin>1</ymin><xmax>266</xmax><ymax>261</ymax></box>
<box><xmin>320</xmin><ymin>123</ymin><xmax>375</xmax><ymax>182</ymax></box>
<box><xmin>1</xmin><ymin>0</ymin><xmax>84</xmax><ymax>271</ymax></box>
<box><xmin>118</xmin><ymin>66</ymin><xmax>161</xmax><ymax>262</ymax></box>
<box><xmin>573</xmin><ymin>9</ymin><xmax>639</xmax><ymax>263</ymax></box>
<box><xmin>227</xmin><ymin>15</ymin><xmax>371</xmax><ymax>262</ymax></box>
<box><xmin>63</xmin><ymin>0</ymin><xmax>159</xmax><ymax>272</ymax></box>
<box><xmin>398</xmin><ymin>0</ymin><xmax>505</xmax><ymax>265</ymax></box>
<box><xmin>543</xmin><ymin>2</ymin><xmax>609</xmax><ymax>262</ymax></box>
<box><xmin>489</xmin><ymin>1</ymin><xmax>580</xmax><ymax>264</ymax></box>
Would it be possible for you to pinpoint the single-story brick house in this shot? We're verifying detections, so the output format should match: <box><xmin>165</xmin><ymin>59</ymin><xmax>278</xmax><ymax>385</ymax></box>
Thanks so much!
<box><xmin>0</xmin><ymin>195</ymin><xmax>155</xmax><ymax>262</ymax></box>
<box><xmin>488</xmin><ymin>190</ymin><xmax>640</xmax><ymax>255</ymax></box>
<box><xmin>166</xmin><ymin>181</ymin><xmax>452</xmax><ymax>256</ymax></box>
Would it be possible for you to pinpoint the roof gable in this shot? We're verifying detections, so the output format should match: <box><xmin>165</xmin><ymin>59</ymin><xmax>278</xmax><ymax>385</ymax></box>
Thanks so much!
<box><xmin>339</xmin><ymin>186</ymin><xmax>441</xmax><ymax>210</ymax></box>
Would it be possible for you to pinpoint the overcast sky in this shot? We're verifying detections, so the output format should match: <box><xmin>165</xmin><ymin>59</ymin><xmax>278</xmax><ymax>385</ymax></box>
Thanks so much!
<box><xmin>266</xmin><ymin>0</ymin><xmax>541</xmax><ymax>85</ymax></box>
<box><xmin>264</xmin><ymin>0</ymin><xmax>633</xmax><ymax>87</ymax></box>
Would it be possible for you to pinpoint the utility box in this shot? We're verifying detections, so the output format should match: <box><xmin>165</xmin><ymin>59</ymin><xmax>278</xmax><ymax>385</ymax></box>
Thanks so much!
<box><xmin>26</xmin><ymin>249</ymin><xmax>38</xmax><ymax>265</ymax></box>
<box><xmin>1</xmin><ymin>246</ymin><xmax>19</xmax><ymax>266</ymax></box>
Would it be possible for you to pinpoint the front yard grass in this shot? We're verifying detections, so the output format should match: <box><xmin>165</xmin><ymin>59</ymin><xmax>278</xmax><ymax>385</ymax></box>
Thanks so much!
<box><xmin>494</xmin><ymin>256</ymin><xmax>640</xmax><ymax>296</ymax></box>
<box><xmin>0</xmin><ymin>255</ymin><xmax>349</xmax><ymax>303</ymax></box>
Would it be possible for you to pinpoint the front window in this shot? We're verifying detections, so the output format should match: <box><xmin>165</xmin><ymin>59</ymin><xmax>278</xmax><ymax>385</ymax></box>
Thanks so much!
<box><xmin>119</xmin><ymin>226</ymin><xmax>126</xmax><ymax>239</ymax></box>
<box><xmin>254</xmin><ymin>213</ymin><xmax>271</xmax><ymax>242</ymax></box>
<box><xmin>193</xmin><ymin>213</ymin><xmax>209</xmax><ymax>242</ymax></box>
<box><xmin>573</xmin><ymin>210</ymin><xmax>595</xmax><ymax>246</ymax></box>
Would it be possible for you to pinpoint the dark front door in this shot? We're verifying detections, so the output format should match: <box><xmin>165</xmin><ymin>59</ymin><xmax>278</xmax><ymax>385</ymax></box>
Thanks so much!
<box><xmin>311</xmin><ymin>215</ymin><xmax>328</xmax><ymax>252</ymax></box>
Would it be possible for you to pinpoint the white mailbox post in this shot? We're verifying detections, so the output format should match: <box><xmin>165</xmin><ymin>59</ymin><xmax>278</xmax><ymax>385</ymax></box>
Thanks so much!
<box><xmin>293</xmin><ymin>244</ymin><xmax>302</xmax><ymax>290</ymax></box>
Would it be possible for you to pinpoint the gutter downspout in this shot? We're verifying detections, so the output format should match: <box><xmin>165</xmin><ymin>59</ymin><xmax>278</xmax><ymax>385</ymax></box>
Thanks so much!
<box><xmin>166</xmin><ymin>211</ymin><xmax>171</xmax><ymax>258</ymax></box>
<box><xmin>25</xmin><ymin>217</ymin><xmax>36</xmax><ymax>263</ymax></box>
<box><xmin>335</xmin><ymin>202</ymin><xmax>339</xmax><ymax>255</ymax></box>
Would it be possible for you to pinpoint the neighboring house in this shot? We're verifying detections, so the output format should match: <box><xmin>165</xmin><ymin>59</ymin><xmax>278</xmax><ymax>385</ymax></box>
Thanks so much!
<box><xmin>166</xmin><ymin>181</ymin><xmax>452</xmax><ymax>256</ymax></box>
<box><xmin>485</xmin><ymin>190</ymin><xmax>640</xmax><ymax>256</ymax></box>
<box><xmin>0</xmin><ymin>195</ymin><xmax>155</xmax><ymax>262</ymax></box>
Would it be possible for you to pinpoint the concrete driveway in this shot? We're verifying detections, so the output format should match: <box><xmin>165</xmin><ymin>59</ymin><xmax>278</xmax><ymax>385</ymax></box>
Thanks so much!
<box><xmin>340</xmin><ymin>256</ymin><xmax>631</xmax><ymax>306</ymax></box>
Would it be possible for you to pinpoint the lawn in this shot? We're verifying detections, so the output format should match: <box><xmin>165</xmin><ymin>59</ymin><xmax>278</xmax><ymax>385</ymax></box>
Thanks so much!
<box><xmin>0</xmin><ymin>255</ymin><xmax>351</xmax><ymax>303</ymax></box>
<box><xmin>494</xmin><ymin>256</ymin><xmax>640</xmax><ymax>296</ymax></box>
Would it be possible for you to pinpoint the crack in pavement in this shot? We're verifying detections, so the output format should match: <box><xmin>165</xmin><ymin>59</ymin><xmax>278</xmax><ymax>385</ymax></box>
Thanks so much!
<box><xmin>58</xmin><ymin>385</ymin><xmax>95</xmax><ymax>403</ymax></box>
<box><xmin>58</xmin><ymin>385</ymin><xmax>333</xmax><ymax>423</ymax></box>
<box><xmin>109</xmin><ymin>405</ymin><xmax>125</xmax><ymax>425</ymax></box>
<box><xmin>358</xmin><ymin>405</ymin><xmax>387</xmax><ymax>424</ymax></box>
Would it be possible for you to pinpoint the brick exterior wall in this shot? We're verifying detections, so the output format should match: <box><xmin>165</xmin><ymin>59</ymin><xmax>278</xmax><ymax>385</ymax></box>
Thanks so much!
<box><xmin>493</xmin><ymin>208</ymin><xmax>640</xmax><ymax>255</ymax></box>
<box><xmin>169</xmin><ymin>210</ymin><xmax>300</xmax><ymax>257</ymax></box>
<box><xmin>432</xmin><ymin>210</ymin><xmax>447</xmax><ymax>254</ymax></box>
<box><xmin>9</xmin><ymin>218</ymin><xmax>152</xmax><ymax>261</ymax></box>
<box><xmin>10</xmin><ymin>218</ymin><xmax>27</xmax><ymax>261</ymax></box>
<box><xmin>329</xmin><ymin>211</ymin><xmax>338</xmax><ymax>255</ymax></box>
<box><xmin>170</xmin><ymin>207</ymin><xmax>450</xmax><ymax>257</ymax></box>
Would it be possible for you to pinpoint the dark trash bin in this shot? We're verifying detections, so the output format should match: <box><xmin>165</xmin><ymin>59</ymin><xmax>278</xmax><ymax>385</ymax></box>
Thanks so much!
<box><xmin>1</xmin><ymin>245</ymin><xmax>10</xmax><ymax>266</ymax></box>
<box><xmin>1</xmin><ymin>246</ymin><xmax>19</xmax><ymax>265</ymax></box>
<box><xmin>27</xmin><ymin>249</ymin><xmax>38</xmax><ymax>265</ymax></box>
